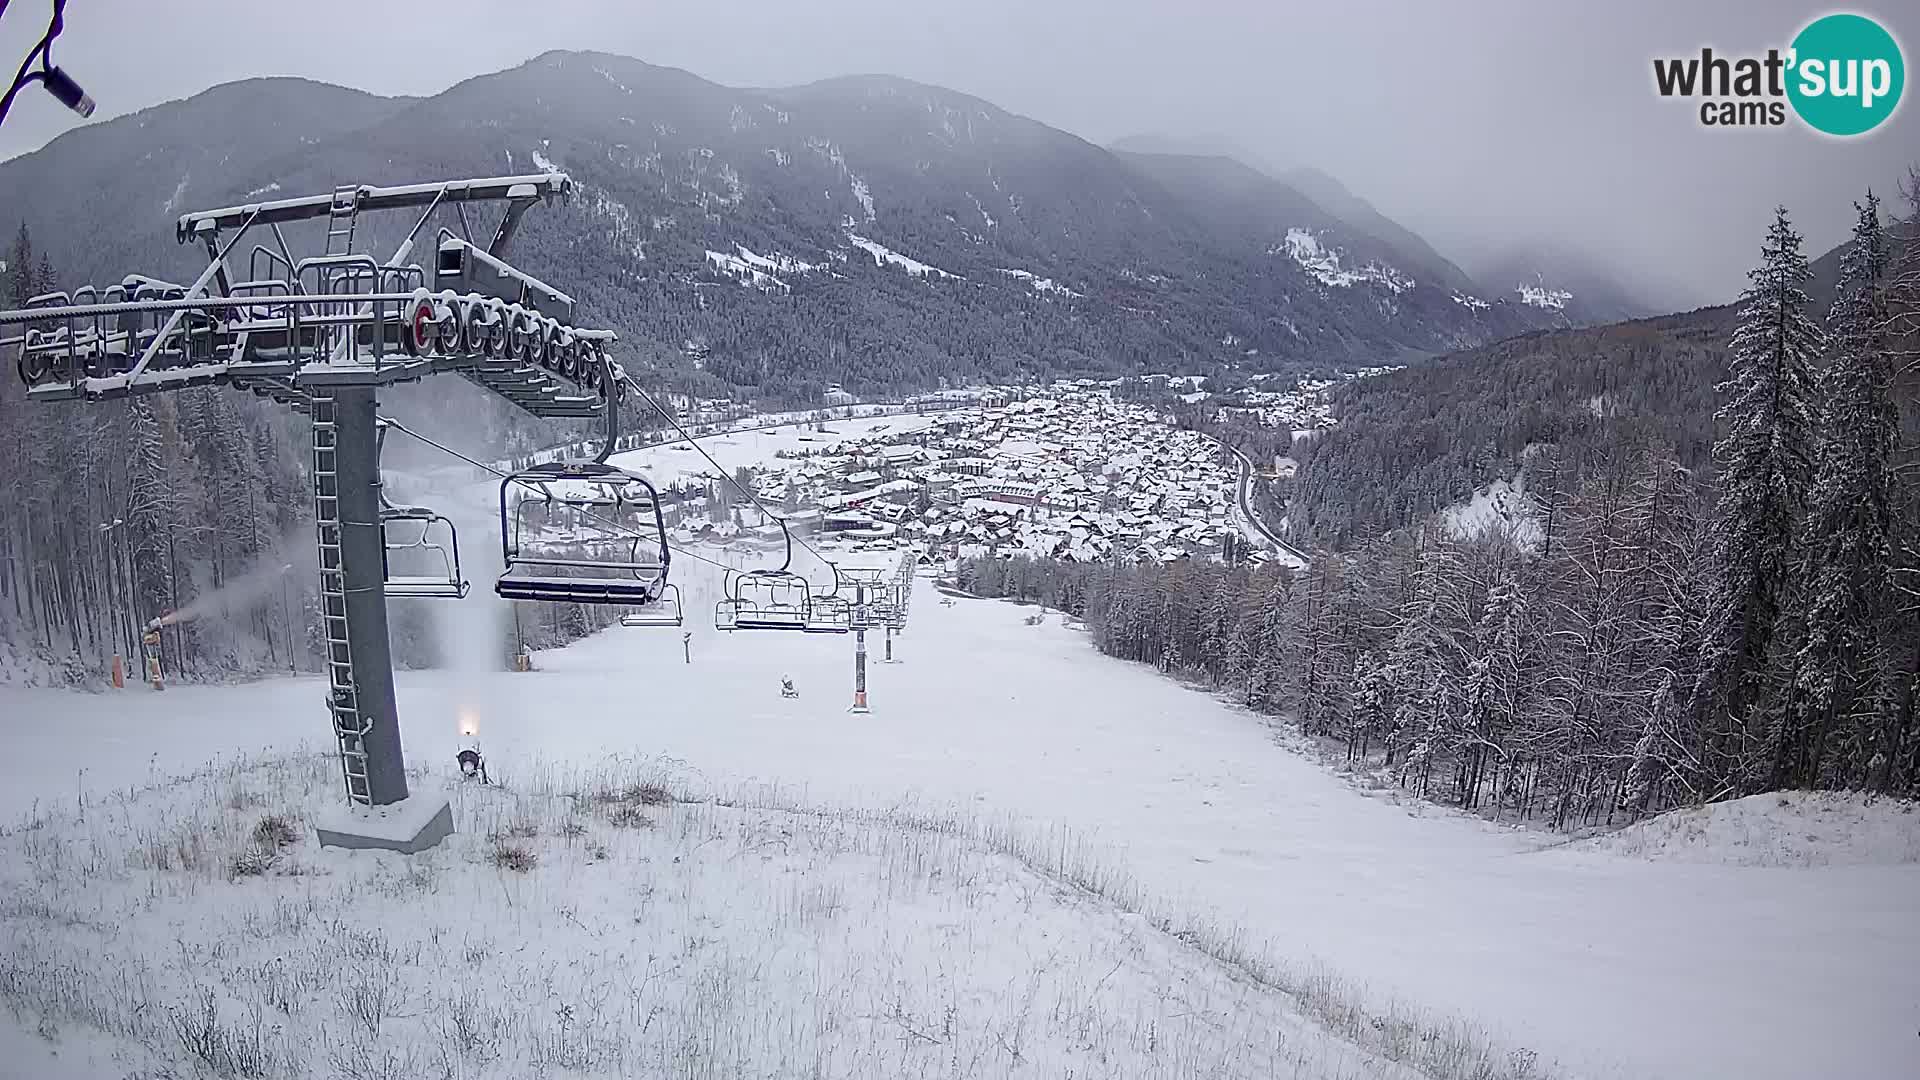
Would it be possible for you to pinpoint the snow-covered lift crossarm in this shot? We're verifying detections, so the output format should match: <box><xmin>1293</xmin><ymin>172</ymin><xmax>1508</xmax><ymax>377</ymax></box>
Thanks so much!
<box><xmin>0</xmin><ymin>172</ymin><xmax>646</xmax><ymax>855</ymax></box>
<box><xmin>0</xmin><ymin>174</ymin><xmax>617</xmax><ymax>418</ymax></box>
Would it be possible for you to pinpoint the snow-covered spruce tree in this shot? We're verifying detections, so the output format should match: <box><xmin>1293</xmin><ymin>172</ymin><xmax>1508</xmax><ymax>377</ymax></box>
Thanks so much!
<box><xmin>1348</xmin><ymin>649</ymin><xmax>1396</xmax><ymax>763</ymax></box>
<box><xmin>1284</xmin><ymin>555</ymin><xmax>1348</xmax><ymax>735</ymax></box>
<box><xmin>1387</xmin><ymin>541</ymin><xmax>1457</xmax><ymax>788</ymax></box>
<box><xmin>1618</xmin><ymin>456</ymin><xmax>1715</xmax><ymax>813</ymax></box>
<box><xmin>1691</xmin><ymin>207</ymin><xmax>1822</xmax><ymax>793</ymax></box>
<box><xmin>1777</xmin><ymin>195</ymin><xmax>1897</xmax><ymax>790</ymax></box>
<box><xmin>1882</xmin><ymin>170</ymin><xmax>1920</xmax><ymax>795</ymax></box>
<box><xmin>1458</xmin><ymin>568</ymin><xmax>1529</xmax><ymax>811</ymax></box>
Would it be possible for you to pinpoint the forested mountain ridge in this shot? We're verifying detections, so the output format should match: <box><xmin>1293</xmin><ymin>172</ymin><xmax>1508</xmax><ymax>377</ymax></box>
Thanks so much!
<box><xmin>1281</xmin><ymin>222</ymin><xmax>1897</xmax><ymax>551</ymax></box>
<box><xmin>1467</xmin><ymin>250</ymin><xmax>1659</xmax><ymax>326</ymax></box>
<box><xmin>960</xmin><ymin>190</ymin><xmax>1920</xmax><ymax>819</ymax></box>
<box><xmin>1105</xmin><ymin>130</ymin><xmax>1657</xmax><ymax>324</ymax></box>
<box><xmin>1274</xmin><ymin>164</ymin><xmax>1481</xmax><ymax>295</ymax></box>
<box><xmin>5</xmin><ymin>50</ymin><xmax>1594</xmax><ymax>407</ymax></box>
<box><xmin>1287</xmin><ymin>305</ymin><xmax>1737</xmax><ymax>549</ymax></box>
<box><xmin>0</xmin><ymin>77</ymin><xmax>411</xmax><ymax>287</ymax></box>
<box><xmin>1106</xmin><ymin>131</ymin><xmax>1482</xmax><ymax>296</ymax></box>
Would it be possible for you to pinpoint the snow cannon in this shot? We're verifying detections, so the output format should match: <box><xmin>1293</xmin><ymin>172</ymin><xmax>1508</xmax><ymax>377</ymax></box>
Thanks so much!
<box><xmin>140</xmin><ymin>625</ymin><xmax>164</xmax><ymax>691</ymax></box>
<box><xmin>456</xmin><ymin>710</ymin><xmax>488</xmax><ymax>783</ymax></box>
<box><xmin>455</xmin><ymin>744</ymin><xmax>488</xmax><ymax>784</ymax></box>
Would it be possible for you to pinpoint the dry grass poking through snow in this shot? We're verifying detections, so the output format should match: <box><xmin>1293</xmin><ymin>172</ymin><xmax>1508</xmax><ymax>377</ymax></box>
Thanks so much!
<box><xmin>0</xmin><ymin>752</ymin><xmax>1557</xmax><ymax>1080</ymax></box>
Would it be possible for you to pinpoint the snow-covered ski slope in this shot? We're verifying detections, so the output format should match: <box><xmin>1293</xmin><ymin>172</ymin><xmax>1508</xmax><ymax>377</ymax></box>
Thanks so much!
<box><xmin>1</xmin><ymin>750</ymin><xmax>1428</xmax><ymax>1080</ymax></box>
<box><xmin>3</xmin><ymin>559</ymin><xmax>1916</xmax><ymax>1080</ymax></box>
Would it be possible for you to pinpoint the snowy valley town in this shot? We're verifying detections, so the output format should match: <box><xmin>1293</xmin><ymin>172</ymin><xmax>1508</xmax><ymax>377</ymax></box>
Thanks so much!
<box><xmin>559</xmin><ymin>374</ymin><xmax>1354</xmax><ymax>569</ymax></box>
<box><xmin>2</xmin><ymin>6</ymin><xmax>1919</xmax><ymax>1080</ymax></box>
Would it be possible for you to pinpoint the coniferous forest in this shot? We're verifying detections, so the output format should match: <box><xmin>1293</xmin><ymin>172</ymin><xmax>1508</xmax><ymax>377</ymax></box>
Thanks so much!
<box><xmin>961</xmin><ymin>179</ymin><xmax>1920</xmax><ymax>821</ymax></box>
<box><xmin>0</xmin><ymin>224</ymin><xmax>320</xmax><ymax>682</ymax></box>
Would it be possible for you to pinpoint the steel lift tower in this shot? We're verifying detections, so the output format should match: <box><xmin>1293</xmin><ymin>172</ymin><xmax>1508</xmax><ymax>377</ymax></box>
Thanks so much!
<box><xmin>0</xmin><ymin>173</ymin><xmax>636</xmax><ymax>853</ymax></box>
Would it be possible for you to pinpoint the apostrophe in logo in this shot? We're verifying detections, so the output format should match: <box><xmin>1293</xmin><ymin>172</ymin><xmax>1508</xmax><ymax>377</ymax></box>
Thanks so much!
<box><xmin>1787</xmin><ymin>13</ymin><xmax>1903</xmax><ymax>135</ymax></box>
<box><xmin>1652</xmin><ymin>12</ymin><xmax>1904</xmax><ymax>136</ymax></box>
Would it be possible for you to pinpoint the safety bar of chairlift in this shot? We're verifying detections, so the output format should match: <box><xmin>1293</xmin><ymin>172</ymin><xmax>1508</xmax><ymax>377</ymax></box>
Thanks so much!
<box><xmin>498</xmin><ymin>554</ymin><xmax>666</xmax><ymax>573</ymax></box>
<box><xmin>715</xmin><ymin>598</ymin><xmax>811</xmax><ymax>631</ymax></box>
<box><xmin>386</xmin><ymin>576</ymin><xmax>471</xmax><ymax>599</ymax></box>
<box><xmin>517</xmin><ymin>491</ymin><xmax>658</xmax><ymax>509</ymax></box>
<box><xmin>620</xmin><ymin>584</ymin><xmax>684</xmax><ymax>627</ymax></box>
<box><xmin>379</xmin><ymin>519</ymin><xmax>469</xmax><ymax>599</ymax></box>
<box><xmin>382</xmin><ymin>550</ymin><xmax>469</xmax><ymax>598</ymax></box>
<box><xmin>804</xmin><ymin>599</ymin><xmax>851</xmax><ymax>634</ymax></box>
<box><xmin>733</xmin><ymin>609</ymin><xmax>810</xmax><ymax>630</ymax></box>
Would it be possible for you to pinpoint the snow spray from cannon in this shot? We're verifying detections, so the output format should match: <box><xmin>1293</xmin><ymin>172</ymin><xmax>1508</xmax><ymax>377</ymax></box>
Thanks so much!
<box><xmin>139</xmin><ymin>529</ymin><xmax>314</xmax><ymax>686</ymax></box>
<box><xmin>395</xmin><ymin>471</ymin><xmax>509</xmax><ymax>673</ymax></box>
<box><xmin>148</xmin><ymin>537</ymin><xmax>312</xmax><ymax>630</ymax></box>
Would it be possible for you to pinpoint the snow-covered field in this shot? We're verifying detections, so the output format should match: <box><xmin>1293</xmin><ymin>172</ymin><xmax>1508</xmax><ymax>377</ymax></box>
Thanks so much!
<box><xmin>606</xmin><ymin>414</ymin><xmax>940</xmax><ymax>487</ymax></box>
<box><xmin>1572</xmin><ymin>789</ymin><xmax>1920</xmax><ymax>868</ymax></box>
<box><xmin>0</xmin><ymin>751</ymin><xmax>1428</xmax><ymax>1080</ymax></box>
<box><xmin>3</xmin><ymin>554</ymin><xmax>1916</xmax><ymax>1080</ymax></box>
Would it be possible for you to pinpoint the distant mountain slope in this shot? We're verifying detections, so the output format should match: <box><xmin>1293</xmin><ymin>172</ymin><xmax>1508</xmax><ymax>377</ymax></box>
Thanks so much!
<box><xmin>1275</xmin><ymin>165</ymin><xmax>1479</xmax><ymax>294</ymax></box>
<box><xmin>1112</xmin><ymin>149</ymin><xmax>1552</xmax><ymax>353</ymax></box>
<box><xmin>0</xmin><ymin>78</ymin><xmax>410</xmax><ymax>284</ymax></box>
<box><xmin>4</xmin><ymin>53</ymin><xmax>1618</xmax><ymax>404</ymax></box>
<box><xmin>1110</xmin><ymin>133</ymin><xmax>1479</xmax><ymax>294</ymax></box>
<box><xmin>1467</xmin><ymin>251</ymin><xmax>1658</xmax><ymax>326</ymax></box>
<box><xmin>1288</xmin><ymin>305</ymin><xmax>1737</xmax><ymax>549</ymax></box>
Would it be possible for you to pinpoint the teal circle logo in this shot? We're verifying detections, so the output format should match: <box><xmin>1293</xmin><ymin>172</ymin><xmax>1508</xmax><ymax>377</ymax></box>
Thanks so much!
<box><xmin>1787</xmin><ymin>13</ymin><xmax>1904</xmax><ymax>136</ymax></box>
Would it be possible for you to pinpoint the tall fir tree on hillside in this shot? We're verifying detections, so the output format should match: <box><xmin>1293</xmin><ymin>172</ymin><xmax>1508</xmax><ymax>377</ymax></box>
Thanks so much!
<box><xmin>1878</xmin><ymin>171</ymin><xmax>1920</xmax><ymax>793</ymax></box>
<box><xmin>0</xmin><ymin>226</ymin><xmax>34</xmax><ymax>625</ymax></box>
<box><xmin>1692</xmin><ymin>207</ymin><xmax>1822</xmax><ymax>791</ymax></box>
<box><xmin>1776</xmin><ymin>195</ymin><xmax>1897</xmax><ymax>789</ymax></box>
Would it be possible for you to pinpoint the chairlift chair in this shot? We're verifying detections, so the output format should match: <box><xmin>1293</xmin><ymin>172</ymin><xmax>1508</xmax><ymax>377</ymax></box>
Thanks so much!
<box><xmin>803</xmin><ymin>594</ymin><xmax>851</xmax><ymax>634</ymax></box>
<box><xmin>382</xmin><ymin>506</ymin><xmax>470</xmax><ymax>598</ymax></box>
<box><xmin>374</xmin><ymin>419</ymin><xmax>468</xmax><ymax>599</ymax></box>
<box><xmin>496</xmin><ymin>461</ymin><xmax>671</xmax><ymax>604</ymax></box>
<box><xmin>715</xmin><ymin>569</ymin><xmax>812</xmax><ymax>631</ymax></box>
<box><xmin>620</xmin><ymin>583</ymin><xmax>684</xmax><ymax>627</ymax></box>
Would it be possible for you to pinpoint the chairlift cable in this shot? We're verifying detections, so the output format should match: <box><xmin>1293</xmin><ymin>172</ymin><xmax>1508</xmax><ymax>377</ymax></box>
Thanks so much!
<box><xmin>377</xmin><ymin>414</ymin><xmax>739</xmax><ymax>576</ymax></box>
<box><xmin>616</xmin><ymin>373</ymin><xmax>840</xmax><ymax>588</ymax></box>
<box><xmin>378</xmin><ymin>415</ymin><xmax>733</xmax><ymax>572</ymax></box>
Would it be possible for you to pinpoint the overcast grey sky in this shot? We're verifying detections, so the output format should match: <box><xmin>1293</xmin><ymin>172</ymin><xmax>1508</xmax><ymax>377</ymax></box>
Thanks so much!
<box><xmin>2</xmin><ymin>0</ymin><xmax>1913</xmax><ymax>307</ymax></box>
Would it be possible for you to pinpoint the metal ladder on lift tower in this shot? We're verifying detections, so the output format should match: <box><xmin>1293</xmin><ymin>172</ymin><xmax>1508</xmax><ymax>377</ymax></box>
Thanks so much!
<box><xmin>325</xmin><ymin>185</ymin><xmax>360</xmax><ymax>256</ymax></box>
<box><xmin>312</xmin><ymin>393</ymin><xmax>373</xmax><ymax>805</ymax></box>
<box><xmin>317</xmin><ymin>186</ymin><xmax>361</xmax><ymax>364</ymax></box>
